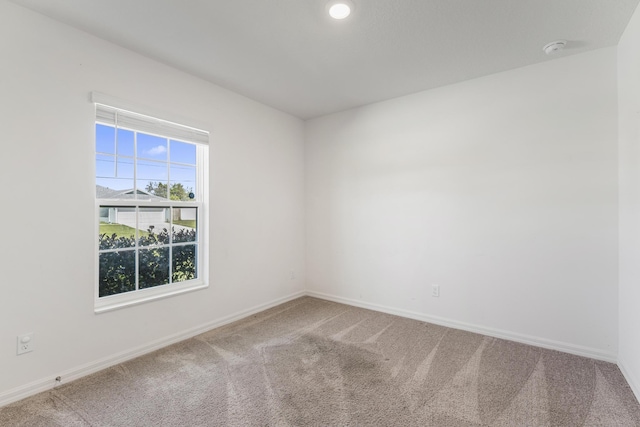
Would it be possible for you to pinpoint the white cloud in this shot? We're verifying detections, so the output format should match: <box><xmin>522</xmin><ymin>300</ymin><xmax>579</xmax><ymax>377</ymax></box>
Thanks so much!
<box><xmin>146</xmin><ymin>145</ymin><xmax>167</xmax><ymax>156</ymax></box>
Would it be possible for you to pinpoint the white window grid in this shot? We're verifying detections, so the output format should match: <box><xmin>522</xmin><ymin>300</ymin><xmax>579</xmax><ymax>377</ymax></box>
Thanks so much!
<box><xmin>94</xmin><ymin>109</ymin><xmax>208</xmax><ymax>312</ymax></box>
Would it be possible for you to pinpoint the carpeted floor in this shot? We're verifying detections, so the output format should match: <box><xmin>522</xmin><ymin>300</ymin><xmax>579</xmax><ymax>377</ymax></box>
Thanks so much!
<box><xmin>2</xmin><ymin>297</ymin><xmax>639</xmax><ymax>426</ymax></box>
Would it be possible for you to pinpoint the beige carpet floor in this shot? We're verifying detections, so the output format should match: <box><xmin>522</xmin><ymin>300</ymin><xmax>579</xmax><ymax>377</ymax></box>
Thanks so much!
<box><xmin>2</xmin><ymin>297</ymin><xmax>639</xmax><ymax>426</ymax></box>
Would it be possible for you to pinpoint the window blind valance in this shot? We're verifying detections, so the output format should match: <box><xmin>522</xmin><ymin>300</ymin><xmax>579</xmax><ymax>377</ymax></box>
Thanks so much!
<box><xmin>92</xmin><ymin>93</ymin><xmax>209</xmax><ymax>145</ymax></box>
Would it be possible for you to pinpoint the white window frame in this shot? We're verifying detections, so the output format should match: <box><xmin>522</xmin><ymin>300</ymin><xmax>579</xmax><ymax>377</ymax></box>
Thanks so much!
<box><xmin>92</xmin><ymin>93</ymin><xmax>209</xmax><ymax>313</ymax></box>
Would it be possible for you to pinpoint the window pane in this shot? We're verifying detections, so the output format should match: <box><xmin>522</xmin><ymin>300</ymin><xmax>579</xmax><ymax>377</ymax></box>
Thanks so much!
<box><xmin>172</xmin><ymin>208</ymin><xmax>197</xmax><ymax>242</ymax></box>
<box><xmin>170</xmin><ymin>165</ymin><xmax>196</xmax><ymax>201</ymax></box>
<box><xmin>137</xmin><ymin>133</ymin><xmax>167</xmax><ymax>161</ymax></box>
<box><xmin>173</xmin><ymin>245</ymin><xmax>197</xmax><ymax>282</ymax></box>
<box><xmin>96</xmin><ymin>154</ymin><xmax>115</xmax><ymax>193</ymax></box>
<box><xmin>138</xmin><ymin>160</ymin><xmax>168</xmax><ymax>200</ymax></box>
<box><xmin>139</xmin><ymin>247</ymin><xmax>170</xmax><ymax>289</ymax></box>
<box><xmin>95</xmin><ymin>110</ymin><xmax>206</xmax><ymax>302</ymax></box>
<box><xmin>99</xmin><ymin>207</ymin><xmax>136</xmax><ymax>249</ymax></box>
<box><xmin>96</xmin><ymin>124</ymin><xmax>115</xmax><ymax>154</ymax></box>
<box><xmin>96</xmin><ymin>156</ymin><xmax>134</xmax><ymax>195</ymax></box>
<box><xmin>138</xmin><ymin>207</ymin><xmax>170</xmax><ymax>246</ymax></box>
<box><xmin>116</xmin><ymin>157</ymin><xmax>135</xmax><ymax>187</ymax></box>
<box><xmin>117</xmin><ymin>129</ymin><xmax>134</xmax><ymax>157</ymax></box>
<box><xmin>99</xmin><ymin>250</ymin><xmax>136</xmax><ymax>297</ymax></box>
<box><xmin>170</xmin><ymin>140</ymin><xmax>196</xmax><ymax>165</ymax></box>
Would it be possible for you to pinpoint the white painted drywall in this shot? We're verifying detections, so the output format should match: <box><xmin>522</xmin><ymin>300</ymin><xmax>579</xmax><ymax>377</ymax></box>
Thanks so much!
<box><xmin>305</xmin><ymin>48</ymin><xmax>619</xmax><ymax>357</ymax></box>
<box><xmin>0</xmin><ymin>0</ymin><xmax>305</xmax><ymax>398</ymax></box>
<box><xmin>618</xmin><ymin>2</ymin><xmax>640</xmax><ymax>400</ymax></box>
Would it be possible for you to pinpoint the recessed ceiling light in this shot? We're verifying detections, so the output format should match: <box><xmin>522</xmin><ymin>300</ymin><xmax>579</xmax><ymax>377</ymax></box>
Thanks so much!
<box><xmin>543</xmin><ymin>40</ymin><xmax>567</xmax><ymax>55</ymax></box>
<box><xmin>329</xmin><ymin>2</ymin><xmax>352</xmax><ymax>19</ymax></box>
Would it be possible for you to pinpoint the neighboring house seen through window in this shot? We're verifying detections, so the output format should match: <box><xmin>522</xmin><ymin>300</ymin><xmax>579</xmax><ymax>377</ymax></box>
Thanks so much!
<box><xmin>94</xmin><ymin>96</ymin><xmax>208</xmax><ymax>312</ymax></box>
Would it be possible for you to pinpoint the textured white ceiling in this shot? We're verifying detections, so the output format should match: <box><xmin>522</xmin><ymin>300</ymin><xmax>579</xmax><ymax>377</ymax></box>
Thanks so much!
<box><xmin>9</xmin><ymin>0</ymin><xmax>640</xmax><ymax>119</ymax></box>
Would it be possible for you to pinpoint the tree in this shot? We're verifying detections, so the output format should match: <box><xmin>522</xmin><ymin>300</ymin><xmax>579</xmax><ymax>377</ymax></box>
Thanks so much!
<box><xmin>145</xmin><ymin>182</ymin><xmax>193</xmax><ymax>201</ymax></box>
<box><xmin>146</xmin><ymin>182</ymin><xmax>167</xmax><ymax>198</ymax></box>
<box><xmin>167</xmin><ymin>182</ymin><xmax>190</xmax><ymax>201</ymax></box>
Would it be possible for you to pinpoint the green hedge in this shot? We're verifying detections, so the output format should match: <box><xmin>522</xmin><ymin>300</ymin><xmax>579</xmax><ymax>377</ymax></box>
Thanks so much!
<box><xmin>98</xmin><ymin>228</ymin><xmax>197</xmax><ymax>297</ymax></box>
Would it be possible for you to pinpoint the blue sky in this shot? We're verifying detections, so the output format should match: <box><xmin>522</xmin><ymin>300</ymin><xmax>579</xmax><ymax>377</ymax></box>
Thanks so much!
<box><xmin>96</xmin><ymin>124</ymin><xmax>196</xmax><ymax>197</ymax></box>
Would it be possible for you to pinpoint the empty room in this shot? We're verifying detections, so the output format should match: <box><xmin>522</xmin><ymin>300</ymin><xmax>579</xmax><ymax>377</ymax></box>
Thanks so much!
<box><xmin>1</xmin><ymin>0</ymin><xmax>640</xmax><ymax>425</ymax></box>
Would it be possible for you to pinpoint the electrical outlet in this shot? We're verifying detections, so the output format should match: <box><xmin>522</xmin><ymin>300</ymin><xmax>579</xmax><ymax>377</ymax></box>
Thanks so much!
<box><xmin>432</xmin><ymin>285</ymin><xmax>440</xmax><ymax>298</ymax></box>
<box><xmin>17</xmin><ymin>333</ymin><xmax>34</xmax><ymax>355</ymax></box>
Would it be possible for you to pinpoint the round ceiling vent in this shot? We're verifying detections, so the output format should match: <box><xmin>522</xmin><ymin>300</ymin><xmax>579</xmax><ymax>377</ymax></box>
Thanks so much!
<box><xmin>543</xmin><ymin>40</ymin><xmax>567</xmax><ymax>55</ymax></box>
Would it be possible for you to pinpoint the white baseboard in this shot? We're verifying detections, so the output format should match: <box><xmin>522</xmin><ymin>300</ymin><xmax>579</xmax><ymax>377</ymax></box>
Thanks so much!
<box><xmin>1</xmin><ymin>289</ymin><xmax>622</xmax><ymax>408</ymax></box>
<box><xmin>618</xmin><ymin>357</ymin><xmax>640</xmax><ymax>403</ymax></box>
<box><xmin>306</xmin><ymin>291</ymin><xmax>618</xmax><ymax>363</ymax></box>
<box><xmin>0</xmin><ymin>291</ymin><xmax>306</xmax><ymax>408</ymax></box>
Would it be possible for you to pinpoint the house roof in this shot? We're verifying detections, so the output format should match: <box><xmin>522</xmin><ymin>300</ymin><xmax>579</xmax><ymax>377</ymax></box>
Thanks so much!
<box><xmin>96</xmin><ymin>185</ymin><xmax>166</xmax><ymax>201</ymax></box>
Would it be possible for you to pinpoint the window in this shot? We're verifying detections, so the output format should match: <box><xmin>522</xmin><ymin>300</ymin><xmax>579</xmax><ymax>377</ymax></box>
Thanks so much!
<box><xmin>94</xmin><ymin>96</ymin><xmax>208</xmax><ymax>312</ymax></box>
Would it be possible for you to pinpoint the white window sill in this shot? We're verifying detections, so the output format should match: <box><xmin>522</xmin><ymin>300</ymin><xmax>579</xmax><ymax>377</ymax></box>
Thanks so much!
<box><xmin>95</xmin><ymin>281</ymin><xmax>208</xmax><ymax>314</ymax></box>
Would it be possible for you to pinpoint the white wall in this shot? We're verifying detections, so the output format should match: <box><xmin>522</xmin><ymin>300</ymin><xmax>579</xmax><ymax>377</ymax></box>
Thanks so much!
<box><xmin>306</xmin><ymin>48</ymin><xmax>619</xmax><ymax>359</ymax></box>
<box><xmin>618</xmin><ymin>3</ymin><xmax>640</xmax><ymax>400</ymax></box>
<box><xmin>0</xmin><ymin>0</ymin><xmax>305</xmax><ymax>401</ymax></box>
<box><xmin>1</xmin><ymin>0</ymin><xmax>631</xmax><ymax>406</ymax></box>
